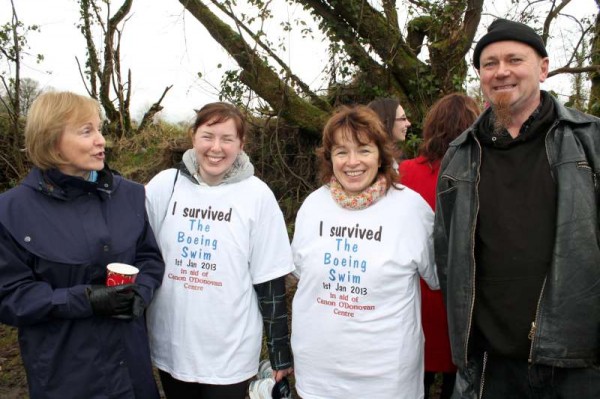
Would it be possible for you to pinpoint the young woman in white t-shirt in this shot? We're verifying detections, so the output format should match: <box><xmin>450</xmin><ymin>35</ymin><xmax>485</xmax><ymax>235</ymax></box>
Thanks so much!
<box><xmin>290</xmin><ymin>105</ymin><xmax>439</xmax><ymax>399</ymax></box>
<box><xmin>145</xmin><ymin>102</ymin><xmax>294</xmax><ymax>399</ymax></box>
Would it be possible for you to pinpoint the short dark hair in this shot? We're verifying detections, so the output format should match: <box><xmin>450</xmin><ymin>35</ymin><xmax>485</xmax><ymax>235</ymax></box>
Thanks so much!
<box><xmin>189</xmin><ymin>102</ymin><xmax>247</xmax><ymax>143</ymax></box>
<box><xmin>367</xmin><ymin>97</ymin><xmax>399</xmax><ymax>140</ymax></box>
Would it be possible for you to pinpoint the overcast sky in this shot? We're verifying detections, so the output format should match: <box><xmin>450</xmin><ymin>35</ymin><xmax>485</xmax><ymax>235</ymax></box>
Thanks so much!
<box><xmin>2</xmin><ymin>0</ymin><xmax>597</xmax><ymax>123</ymax></box>
<box><xmin>4</xmin><ymin>0</ymin><xmax>327</xmax><ymax>123</ymax></box>
<box><xmin>5</xmin><ymin>1</ymin><xmax>212</xmax><ymax>122</ymax></box>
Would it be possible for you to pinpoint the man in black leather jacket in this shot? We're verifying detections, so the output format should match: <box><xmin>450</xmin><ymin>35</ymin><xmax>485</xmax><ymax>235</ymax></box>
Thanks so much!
<box><xmin>434</xmin><ymin>18</ymin><xmax>600</xmax><ymax>398</ymax></box>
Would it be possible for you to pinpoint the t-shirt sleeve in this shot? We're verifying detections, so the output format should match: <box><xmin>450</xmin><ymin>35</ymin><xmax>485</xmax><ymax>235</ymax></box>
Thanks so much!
<box><xmin>248</xmin><ymin>188</ymin><xmax>294</xmax><ymax>284</ymax></box>
<box><xmin>145</xmin><ymin>169</ymin><xmax>178</xmax><ymax>237</ymax></box>
<box><xmin>415</xmin><ymin>197</ymin><xmax>439</xmax><ymax>290</ymax></box>
<box><xmin>290</xmin><ymin>202</ymin><xmax>307</xmax><ymax>279</ymax></box>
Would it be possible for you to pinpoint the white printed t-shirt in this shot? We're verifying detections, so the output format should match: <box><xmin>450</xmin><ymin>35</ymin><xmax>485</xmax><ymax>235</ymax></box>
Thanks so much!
<box><xmin>291</xmin><ymin>185</ymin><xmax>438</xmax><ymax>399</ymax></box>
<box><xmin>145</xmin><ymin>168</ymin><xmax>294</xmax><ymax>384</ymax></box>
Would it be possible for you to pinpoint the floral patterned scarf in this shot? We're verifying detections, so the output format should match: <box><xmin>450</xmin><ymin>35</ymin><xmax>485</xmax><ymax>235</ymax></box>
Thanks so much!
<box><xmin>329</xmin><ymin>175</ymin><xmax>387</xmax><ymax>210</ymax></box>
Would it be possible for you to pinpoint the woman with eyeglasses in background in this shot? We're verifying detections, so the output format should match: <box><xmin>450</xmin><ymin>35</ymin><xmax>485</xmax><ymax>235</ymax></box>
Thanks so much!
<box><xmin>290</xmin><ymin>105</ymin><xmax>438</xmax><ymax>399</ymax></box>
<box><xmin>368</xmin><ymin>97</ymin><xmax>412</xmax><ymax>165</ymax></box>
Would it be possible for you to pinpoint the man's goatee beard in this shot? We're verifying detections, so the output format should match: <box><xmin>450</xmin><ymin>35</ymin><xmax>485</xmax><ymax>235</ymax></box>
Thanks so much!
<box><xmin>492</xmin><ymin>92</ymin><xmax>513</xmax><ymax>135</ymax></box>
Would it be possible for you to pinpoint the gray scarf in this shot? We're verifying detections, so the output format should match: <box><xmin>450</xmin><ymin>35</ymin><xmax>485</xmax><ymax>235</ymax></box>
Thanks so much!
<box><xmin>181</xmin><ymin>148</ymin><xmax>254</xmax><ymax>185</ymax></box>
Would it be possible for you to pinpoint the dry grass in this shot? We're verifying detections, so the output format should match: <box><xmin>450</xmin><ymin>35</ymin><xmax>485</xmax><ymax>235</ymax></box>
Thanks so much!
<box><xmin>0</xmin><ymin>325</ymin><xmax>28</xmax><ymax>399</ymax></box>
<box><xmin>108</xmin><ymin>121</ymin><xmax>188</xmax><ymax>184</ymax></box>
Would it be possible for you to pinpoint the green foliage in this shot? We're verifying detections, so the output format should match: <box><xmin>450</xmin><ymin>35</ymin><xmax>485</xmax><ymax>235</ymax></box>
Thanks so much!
<box><xmin>0</xmin><ymin>111</ymin><xmax>28</xmax><ymax>192</ymax></box>
<box><xmin>409</xmin><ymin>72</ymin><xmax>442</xmax><ymax>101</ymax></box>
<box><xmin>0</xmin><ymin>2</ymin><xmax>44</xmax><ymax>123</ymax></box>
<box><xmin>0</xmin><ymin>19</ymin><xmax>41</xmax><ymax>63</ymax></box>
<box><xmin>401</xmin><ymin>132</ymin><xmax>423</xmax><ymax>160</ymax></box>
<box><xmin>220</xmin><ymin>69</ymin><xmax>248</xmax><ymax>107</ymax></box>
<box><xmin>589</xmin><ymin>100</ymin><xmax>600</xmax><ymax>117</ymax></box>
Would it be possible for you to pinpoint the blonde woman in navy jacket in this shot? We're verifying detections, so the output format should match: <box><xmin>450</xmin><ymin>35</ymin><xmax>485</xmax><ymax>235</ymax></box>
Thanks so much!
<box><xmin>0</xmin><ymin>91</ymin><xmax>165</xmax><ymax>399</ymax></box>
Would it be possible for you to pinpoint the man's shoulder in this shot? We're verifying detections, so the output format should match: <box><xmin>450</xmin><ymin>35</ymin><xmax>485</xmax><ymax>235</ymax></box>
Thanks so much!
<box><xmin>443</xmin><ymin>126</ymin><xmax>477</xmax><ymax>163</ymax></box>
<box><xmin>553</xmin><ymin>101</ymin><xmax>600</xmax><ymax>148</ymax></box>
<box><xmin>448</xmin><ymin>108</ymin><xmax>491</xmax><ymax>149</ymax></box>
<box><xmin>448</xmin><ymin>128</ymin><xmax>474</xmax><ymax>148</ymax></box>
<box><xmin>553</xmin><ymin>98</ymin><xmax>600</xmax><ymax>125</ymax></box>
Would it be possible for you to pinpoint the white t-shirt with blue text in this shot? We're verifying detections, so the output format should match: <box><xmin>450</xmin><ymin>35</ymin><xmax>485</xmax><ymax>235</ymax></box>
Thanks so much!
<box><xmin>145</xmin><ymin>168</ymin><xmax>294</xmax><ymax>384</ymax></box>
<box><xmin>291</xmin><ymin>185</ymin><xmax>438</xmax><ymax>399</ymax></box>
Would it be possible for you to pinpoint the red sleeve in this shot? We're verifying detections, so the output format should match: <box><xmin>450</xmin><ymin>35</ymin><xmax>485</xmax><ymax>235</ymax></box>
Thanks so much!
<box><xmin>399</xmin><ymin>156</ymin><xmax>439</xmax><ymax>210</ymax></box>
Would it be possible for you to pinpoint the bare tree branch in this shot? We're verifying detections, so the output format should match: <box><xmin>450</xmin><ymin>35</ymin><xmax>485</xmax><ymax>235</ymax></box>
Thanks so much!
<box><xmin>99</xmin><ymin>0</ymin><xmax>133</xmax><ymax>127</ymax></box>
<box><xmin>10</xmin><ymin>0</ymin><xmax>21</xmax><ymax>125</ymax></box>
<box><xmin>137</xmin><ymin>85</ymin><xmax>173</xmax><ymax>132</ymax></box>
<box><xmin>212</xmin><ymin>0</ymin><xmax>331</xmax><ymax>111</ymax></box>
<box><xmin>79</xmin><ymin>0</ymin><xmax>100</xmax><ymax>95</ymax></box>
<box><xmin>548</xmin><ymin>65</ymin><xmax>600</xmax><ymax>77</ymax></box>
<box><xmin>553</xmin><ymin>15</ymin><xmax>589</xmax><ymax>67</ymax></box>
<box><xmin>589</xmin><ymin>0</ymin><xmax>600</xmax><ymax>115</ymax></box>
<box><xmin>177</xmin><ymin>0</ymin><xmax>594</xmax><ymax>129</ymax></box>
<box><xmin>75</xmin><ymin>56</ymin><xmax>94</xmax><ymax>97</ymax></box>
<box><xmin>179</xmin><ymin>0</ymin><xmax>329</xmax><ymax>137</ymax></box>
<box><xmin>299</xmin><ymin>0</ymin><xmax>421</xmax><ymax>90</ymax></box>
<box><xmin>542</xmin><ymin>0</ymin><xmax>571</xmax><ymax>44</ymax></box>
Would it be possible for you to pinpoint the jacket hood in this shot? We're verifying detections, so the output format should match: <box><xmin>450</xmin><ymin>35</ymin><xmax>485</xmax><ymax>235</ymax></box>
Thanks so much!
<box><xmin>181</xmin><ymin>148</ymin><xmax>254</xmax><ymax>185</ymax></box>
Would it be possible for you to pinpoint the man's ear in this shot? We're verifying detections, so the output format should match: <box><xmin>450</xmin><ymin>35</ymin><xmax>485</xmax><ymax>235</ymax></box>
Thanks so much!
<box><xmin>539</xmin><ymin>57</ymin><xmax>550</xmax><ymax>83</ymax></box>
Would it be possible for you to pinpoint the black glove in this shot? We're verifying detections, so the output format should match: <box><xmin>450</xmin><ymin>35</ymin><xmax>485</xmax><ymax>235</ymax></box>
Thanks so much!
<box><xmin>131</xmin><ymin>287</ymin><xmax>146</xmax><ymax>319</ymax></box>
<box><xmin>87</xmin><ymin>284</ymin><xmax>136</xmax><ymax>318</ymax></box>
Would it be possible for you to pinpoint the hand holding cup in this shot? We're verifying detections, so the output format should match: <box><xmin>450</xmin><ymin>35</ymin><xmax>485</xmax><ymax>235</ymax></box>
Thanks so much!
<box><xmin>87</xmin><ymin>263</ymin><xmax>144</xmax><ymax>319</ymax></box>
<box><xmin>106</xmin><ymin>263</ymin><xmax>139</xmax><ymax>286</ymax></box>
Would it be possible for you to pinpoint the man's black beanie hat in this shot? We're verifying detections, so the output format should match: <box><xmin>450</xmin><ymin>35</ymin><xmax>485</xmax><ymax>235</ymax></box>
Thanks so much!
<box><xmin>472</xmin><ymin>19</ymin><xmax>548</xmax><ymax>69</ymax></box>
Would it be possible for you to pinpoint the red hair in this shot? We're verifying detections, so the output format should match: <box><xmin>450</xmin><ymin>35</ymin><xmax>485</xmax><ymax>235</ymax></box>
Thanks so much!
<box><xmin>420</xmin><ymin>93</ymin><xmax>481</xmax><ymax>162</ymax></box>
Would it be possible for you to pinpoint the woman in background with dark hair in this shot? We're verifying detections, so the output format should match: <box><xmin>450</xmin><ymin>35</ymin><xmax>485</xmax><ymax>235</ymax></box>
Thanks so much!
<box><xmin>368</xmin><ymin>98</ymin><xmax>412</xmax><ymax>165</ymax></box>
<box><xmin>399</xmin><ymin>92</ymin><xmax>481</xmax><ymax>399</ymax></box>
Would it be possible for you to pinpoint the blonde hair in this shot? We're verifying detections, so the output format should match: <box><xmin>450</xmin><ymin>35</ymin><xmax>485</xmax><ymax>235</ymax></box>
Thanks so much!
<box><xmin>25</xmin><ymin>91</ymin><xmax>101</xmax><ymax>170</ymax></box>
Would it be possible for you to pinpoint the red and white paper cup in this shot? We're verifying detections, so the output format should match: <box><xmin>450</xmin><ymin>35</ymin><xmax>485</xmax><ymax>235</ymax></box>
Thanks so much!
<box><xmin>106</xmin><ymin>263</ymin><xmax>139</xmax><ymax>287</ymax></box>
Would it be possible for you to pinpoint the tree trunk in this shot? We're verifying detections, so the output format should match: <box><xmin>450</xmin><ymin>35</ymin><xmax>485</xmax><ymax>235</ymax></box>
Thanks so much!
<box><xmin>589</xmin><ymin>0</ymin><xmax>600</xmax><ymax>116</ymax></box>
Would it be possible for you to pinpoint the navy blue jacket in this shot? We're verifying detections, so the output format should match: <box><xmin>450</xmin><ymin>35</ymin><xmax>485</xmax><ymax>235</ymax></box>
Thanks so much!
<box><xmin>0</xmin><ymin>167</ymin><xmax>164</xmax><ymax>399</ymax></box>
